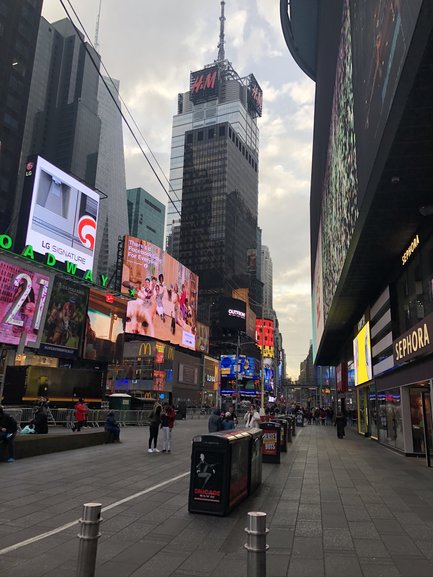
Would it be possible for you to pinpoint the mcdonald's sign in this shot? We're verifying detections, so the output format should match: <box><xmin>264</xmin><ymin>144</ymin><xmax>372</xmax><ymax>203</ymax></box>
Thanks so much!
<box><xmin>138</xmin><ymin>342</ymin><xmax>153</xmax><ymax>358</ymax></box>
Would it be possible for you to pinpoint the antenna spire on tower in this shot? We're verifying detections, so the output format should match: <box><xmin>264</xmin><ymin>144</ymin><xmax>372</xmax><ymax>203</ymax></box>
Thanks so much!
<box><xmin>217</xmin><ymin>1</ymin><xmax>226</xmax><ymax>62</ymax></box>
<box><xmin>94</xmin><ymin>0</ymin><xmax>103</xmax><ymax>52</ymax></box>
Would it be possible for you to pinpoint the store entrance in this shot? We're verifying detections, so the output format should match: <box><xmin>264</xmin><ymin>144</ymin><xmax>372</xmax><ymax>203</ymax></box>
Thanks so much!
<box><xmin>409</xmin><ymin>386</ymin><xmax>433</xmax><ymax>466</ymax></box>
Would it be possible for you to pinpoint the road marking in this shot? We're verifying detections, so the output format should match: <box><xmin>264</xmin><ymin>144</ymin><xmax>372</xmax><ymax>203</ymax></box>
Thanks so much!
<box><xmin>0</xmin><ymin>471</ymin><xmax>190</xmax><ymax>556</ymax></box>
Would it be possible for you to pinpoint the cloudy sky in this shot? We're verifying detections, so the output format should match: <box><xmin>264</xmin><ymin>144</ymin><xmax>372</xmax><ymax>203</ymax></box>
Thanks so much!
<box><xmin>42</xmin><ymin>0</ymin><xmax>315</xmax><ymax>379</ymax></box>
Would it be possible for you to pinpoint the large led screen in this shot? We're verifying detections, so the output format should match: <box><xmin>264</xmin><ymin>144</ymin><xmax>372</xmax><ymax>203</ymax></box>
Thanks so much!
<box><xmin>0</xmin><ymin>259</ymin><xmax>50</xmax><ymax>347</ymax></box>
<box><xmin>256</xmin><ymin>319</ymin><xmax>274</xmax><ymax>358</ymax></box>
<box><xmin>39</xmin><ymin>276</ymin><xmax>88</xmax><ymax>358</ymax></box>
<box><xmin>24</xmin><ymin>156</ymin><xmax>99</xmax><ymax>272</ymax></box>
<box><xmin>121</xmin><ymin>236</ymin><xmax>198</xmax><ymax>351</ymax></box>
<box><xmin>84</xmin><ymin>289</ymin><xmax>126</xmax><ymax>363</ymax></box>
<box><xmin>219</xmin><ymin>297</ymin><xmax>247</xmax><ymax>331</ymax></box>
<box><xmin>190</xmin><ymin>66</ymin><xmax>219</xmax><ymax>104</ymax></box>
<box><xmin>353</xmin><ymin>322</ymin><xmax>372</xmax><ymax>386</ymax></box>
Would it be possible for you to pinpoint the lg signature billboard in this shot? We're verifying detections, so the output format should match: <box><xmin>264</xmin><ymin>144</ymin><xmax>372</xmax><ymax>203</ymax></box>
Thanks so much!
<box><xmin>121</xmin><ymin>236</ymin><xmax>198</xmax><ymax>351</ymax></box>
<box><xmin>24</xmin><ymin>156</ymin><xmax>99</xmax><ymax>272</ymax></box>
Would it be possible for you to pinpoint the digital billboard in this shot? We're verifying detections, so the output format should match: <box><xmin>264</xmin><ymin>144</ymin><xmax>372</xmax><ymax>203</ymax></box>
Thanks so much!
<box><xmin>247</xmin><ymin>74</ymin><xmax>263</xmax><ymax>117</ymax></box>
<box><xmin>0</xmin><ymin>259</ymin><xmax>51</xmax><ymax>347</ymax></box>
<box><xmin>219</xmin><ymin>297</ymin><xmax>246</xmax><ymax>332</ymax></box>
<box><xmin>39</xmin><ymin>276</ymin><xmax>88</xmax><ymax>359</ymax></box>
<box><xmin>84</xmin><ymin>289</ymin><xmax>126</xmax><ymax>363</ymax></box>
<box><xmin>190</xmin><ymin>66</ymin><xmax>219</xmax><ymax>103</ymax></box>
<box><xmin>121</xmin><ymin>236</ymin><xmax>198</xmax><ymax>351</ymax></box>
<box><xmin>220</xmin><ymin>355</ymin><xmax>260</xmax><ymax>379</ymax></box>
<box><xmin>195</xmin><ymin>321</ymin><xmax>209</xmax><ymax>354</ymax></box>
<box><xmin>23</xmin><ymin>156</ymin><xmax>99</xmax><ymax>272</ymax></box>
<box><xmin>353</xmin><ymin>322</ymin><xmax>372</xmax><ymax>385</ymax></box>
<box><xmin>256</xmin><ymin>319</ymin><xmax>274</xmax><ymax>358</ymax></box>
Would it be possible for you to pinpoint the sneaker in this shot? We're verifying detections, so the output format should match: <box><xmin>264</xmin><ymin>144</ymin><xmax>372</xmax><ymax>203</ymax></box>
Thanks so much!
<box><xmin>167</xmin><ymin>450</ymin><xmax>171</xmax><ymax>453</ymax></box>
<box><xmin>162</xmin><ymin>449</ymin><xmax>166</xmax><ymax>453</ymax></box>
<box><xmin>7</xmin><ymin>458</ymin><xmax>14</xmax><ymax>463</ymax></box>
<box><xmin>6</xmin><ymin>433</ymin><xmax>13</xmax><ymax>439</ymax></box>
<box><xmin>148</xmin><ymin>448</ymin><xmax>153</xmax><ymax>453</ymax></box>
<box><xmin>153</xmin><ymin>448</ymin><xmax>160</xmax><ymax>453</ymax></box>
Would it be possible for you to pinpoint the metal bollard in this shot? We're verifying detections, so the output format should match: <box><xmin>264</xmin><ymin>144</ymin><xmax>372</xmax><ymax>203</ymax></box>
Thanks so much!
<box><xmin>76</xmin><ymin>503</ymin><xmax>102</xmax><ymax>577</ymax></box>
<box><xmin>244</xmin><ymin>511</ymin><xmax>269</xmax><ymax>577</ymax></box>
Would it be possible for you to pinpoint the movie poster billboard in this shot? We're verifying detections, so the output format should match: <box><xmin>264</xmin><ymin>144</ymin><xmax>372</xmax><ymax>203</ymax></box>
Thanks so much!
<box><xmin>84</xmin><ymin>289</ymin><xmax>126</xmax><ymax>363</ymax></box>
<box><xmin>39</xmin><ymin>276</ymin><xmax>88</xmax><ymax>358</ymax></box>
<box><xmin>24</xmin><ymin>156</ymin><xmax>99</xmax><ymax>272</ymax></box>
<box><xmin>121</xmin><ymin>236</ymin><xmax>198</xmax><ymax>351</ymax></box>
<box><xmin>0</xmin><ymin>259</ymin><xmax>51</xmax><ymax>347</ymax></box>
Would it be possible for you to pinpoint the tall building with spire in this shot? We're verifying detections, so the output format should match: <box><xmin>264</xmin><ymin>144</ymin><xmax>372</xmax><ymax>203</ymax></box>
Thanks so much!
<box><xmin>167</xmin><ymin>1</ymin><xmax>263</xmax><ymax>332</ymax></box>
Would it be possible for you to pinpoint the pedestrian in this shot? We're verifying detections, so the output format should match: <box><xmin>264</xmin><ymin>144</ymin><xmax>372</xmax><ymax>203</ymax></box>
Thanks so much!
<box><xmin>72</xmin><ymin>398</ymin><xmax>88</xmax><ymax>432</ymax></box>
<box><xmin>335</xmin><ymin>412</ymin><xmax>347</xmax><ymax>439</ymax></box>
<box><xmin>0</xmin><ymin>406</ymin><xmax>18</xmax><ymax>462</ymax></box>
<box><xmin>104</xmin><ymin>411</ymin><xmax>121</xmax><ymax>442</ymax></box>
<box><xmin>222</xmin><ymin>412</ymin><xmax>235</xmax><ymax>430</ymax></box>
<box><xmin>208</xmin><ymin>408</ymin><xmax>223</xmax><ymax>432</ymax></box>
<box><xmin>148</xmin><ymin>402</ymin><xmax>162</xmax><ymax>453</ymax></box>
<box><xmin>160</xmin><ymin>403</ymin><xmax>176</xmax><ymax>453</ymax></box>
<box><xmin>244</xmin><ymin>405</ymin><xmax>261</xmax><ymax>428</ymax></box>
<box><xmin>31</xmin><ymin>407</ymin><xmax>48</xmax><ymax>434</ymax></box>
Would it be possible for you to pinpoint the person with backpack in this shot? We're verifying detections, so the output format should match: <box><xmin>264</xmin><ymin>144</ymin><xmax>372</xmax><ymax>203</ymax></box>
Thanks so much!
<box><xmin>0</xmin><ymin>406</ymin><xmax>18</xmax><ymax>462</ymax></box>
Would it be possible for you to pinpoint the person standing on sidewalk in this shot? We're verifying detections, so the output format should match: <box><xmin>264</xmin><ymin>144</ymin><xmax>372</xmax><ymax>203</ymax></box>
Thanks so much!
<box><xmin>72</xmin><ymin>398</ymin><xmax>88</xmax><ymax>432</ymax></box>
<box><xmin>335</xmin><ymin>412</ymin><xmax>347</xmax><ymax>438</ymax></box>
<box><xmin>148</xmin><ymin>402</ymin><xmax>162</xmax><ymax>453</ymax></box>
<box><xmin>160</xmin><ymin>404</ymin><xmax>174</xmax><ymax>453</ymax></box>
<box><xmin>0</xmin><ymin>406</ymin><xmax>18</xmax><ymax>462</ymax></box>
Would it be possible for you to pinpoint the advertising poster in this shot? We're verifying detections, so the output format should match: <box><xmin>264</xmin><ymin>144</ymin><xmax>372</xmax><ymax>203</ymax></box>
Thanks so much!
<box><xmin>261</xmin><ymin>427</ymin><xmax>278</xmax><ymax>456</ymax></box>
<box><xmin>0</xmin><ymin>259</ymin><xmax>50</xmax><ymax>347</ymax></box>
<box><xmin>229</xmin><ymin>440</ymin><xmax>249</xmax><ymax>508</ymax></box>
<box><xmin>189</xmin><ymin>66</ymin><xmax>219</xmax><ymax>103</ymax></box>
<box><xmin>39</xmin><ymin>276</ymin><xmax>88</xmax><ymax>358</ymax></box>
<box><xmin>353</xmin><ymin>321</ymin><xmax>372</xmax><ymax>385</ymax></box>
<box><xmin>191</xmin><ymin>447</ymin><xmax>225</xmax><ymax>504</ymax></box>
<box><xmin>84</xmin><ymin>289</ymin><xmax>126</xmax><ymax>363</ymax></box>
<box><xmin>24</xmin><ymin>156</ymin><xmax>99</xmax><ymax>272</ymax></box>
<box><xmin>121</xmin><ymin>236</ymin><xmax>198</xmax><ymax>351</ymax></box>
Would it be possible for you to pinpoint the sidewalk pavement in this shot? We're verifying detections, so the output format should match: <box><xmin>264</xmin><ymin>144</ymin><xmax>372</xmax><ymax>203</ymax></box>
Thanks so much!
<box><xmin>1</xmin><ymin>420</ymin><xmax>433</xmax><ymax>577</ymax></box>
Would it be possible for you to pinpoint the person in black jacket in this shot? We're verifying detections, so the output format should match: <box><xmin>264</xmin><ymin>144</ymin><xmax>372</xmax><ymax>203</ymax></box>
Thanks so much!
<box><xmin>31</xmin><ymin>407</ymin><xmax>48</xmax><ymax>434</ymax></box>
<box><xmin>0</xmin><ymin>406</ymin><xmax>18</xmax><ymax>462</ymax></box>
<box><xmin>335</xmin><ymin>412</ymin><xmax>347</xmax><ymax>439</ymax></box>
<box><xmin>208</xmin><ymin>408</ymin><xmax>222</xmax><ymax>433</ymax></box>
<box><xmin>104</xmin><ymin>411</ymin><xmax>121</xmax><ymax>442</ymax></box>
<box><xmin>148</xmin><ymin>402</ymin><xmax>162</xmax><ymax>453</ymax></box>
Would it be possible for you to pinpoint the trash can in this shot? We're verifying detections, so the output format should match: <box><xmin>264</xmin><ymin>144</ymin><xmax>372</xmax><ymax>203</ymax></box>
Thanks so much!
<box><xmin>108</xmin><ymin>394</ymin><xmax>131</xmax><ymax>410</ymax></box>
<box><xmin>290</xmin><ymin>415</ymin><xmax>296</xmax><ymax>436</ymax></box>
<box><xmin>259</xmin><ymin>421</ymin><xmax>281</xmax><ymax>464</ymax></box>
<box><xmin>275</xmin><ymin>418</ymin><xmax>288</xmax><ymax>452</ymax></box>
<box><xmin>247</xmin><ymin>427</ymin><xmax>263</xmax><ymax>495</ymax></box>
<box><xmin>188</xmin><ymin>430</ymin><xmax>251</xmax><ymax>516</ymax></box>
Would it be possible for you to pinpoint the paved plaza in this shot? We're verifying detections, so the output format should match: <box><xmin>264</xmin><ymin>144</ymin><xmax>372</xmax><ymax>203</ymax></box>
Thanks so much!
<box><xmin>1</xmin><ymin>419</ymin><xmax>433</xmax><ymax>577</ymax></box>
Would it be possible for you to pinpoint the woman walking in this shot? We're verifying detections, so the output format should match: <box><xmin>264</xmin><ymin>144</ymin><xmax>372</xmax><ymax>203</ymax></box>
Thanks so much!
<box><xmin>148</xmin><ymin>402</ymin><xmax>162</xmax><ymax>453</ymax></box>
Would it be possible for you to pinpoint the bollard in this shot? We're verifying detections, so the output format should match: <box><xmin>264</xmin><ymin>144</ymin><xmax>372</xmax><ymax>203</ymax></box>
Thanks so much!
<box><xmin>76</xmin><ymin>503</ymin><xmax>102</xmax><ymax>577</ymax></box>
<box><xmin>244</xmin><ymin>511</ymin><xmax>269</xmax><ymax>577</ymax></box>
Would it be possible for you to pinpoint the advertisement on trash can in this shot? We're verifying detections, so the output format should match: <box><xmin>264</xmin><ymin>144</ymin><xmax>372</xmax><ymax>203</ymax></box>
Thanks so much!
<box><xmin>191</xmin><ymin>447</ymin><xmax>224</xmax><ymax>504</ymax></box>
<box><xmin>262</xmin><ymin>428</ymin><xmax>278</xmax><ymax>456</ymax></box>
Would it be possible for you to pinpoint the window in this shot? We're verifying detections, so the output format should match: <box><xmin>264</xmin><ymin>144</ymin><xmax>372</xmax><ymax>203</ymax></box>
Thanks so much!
<box><xmin>219</xmin><ymin>125</ymin><xmax>226</xmax><ymax>137</ymax></box>
<box><xmin>198</xmin><ymin>131</ymin><xmax>203</xmax><ymax>142</ymax></box>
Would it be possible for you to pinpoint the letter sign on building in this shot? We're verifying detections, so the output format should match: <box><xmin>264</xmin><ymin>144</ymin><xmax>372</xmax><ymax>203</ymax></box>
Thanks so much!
<box><xmin>393</xmin><ymin>312</ymin><xmax>433</xmax><ymax>363</ymax></box>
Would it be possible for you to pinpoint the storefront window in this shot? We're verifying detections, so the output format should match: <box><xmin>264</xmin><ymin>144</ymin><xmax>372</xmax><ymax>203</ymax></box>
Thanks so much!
<box><xmin>368</xmin><ymin>384</ymin><xmax>378</xmax><ymax>439</ymax></box>
<box><xmin>378</xmin><ymin>388</ymin><xmax>404</xmax><ymax>450</ymax></box>
<box><xmin>358</xmin><ymin>387</ymin><xmax>369</xmax><ymax>435</ymax></box>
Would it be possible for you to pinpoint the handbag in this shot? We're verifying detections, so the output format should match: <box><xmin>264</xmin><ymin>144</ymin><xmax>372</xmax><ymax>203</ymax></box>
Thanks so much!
<box><xmin>20</xmin><ymin>425</ymin><xmax>35</xmax><ymax>435</ymax></box>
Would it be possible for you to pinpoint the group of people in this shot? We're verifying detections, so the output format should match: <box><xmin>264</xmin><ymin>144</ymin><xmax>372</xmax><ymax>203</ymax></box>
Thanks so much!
<box><xmin>207</xmin><ymin>404</ymin><xmax>262</xmax><ymax>433</ymax></box>
<box><xmin>124</xmin><ymin>273</ymin><xmax>196</xmax><ymax>339</ymax></box>
<box><xmin>147</xmin><ymin>402</ymin><xmax>176</xmax><ymax>453</ymax></box>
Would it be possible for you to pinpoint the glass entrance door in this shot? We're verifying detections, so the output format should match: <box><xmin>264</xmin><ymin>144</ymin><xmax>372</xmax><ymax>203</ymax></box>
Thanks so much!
<box><xmin>409</xmin><ymin>388</ymin><xmax>433</xmax><ymax>464</ymax></box>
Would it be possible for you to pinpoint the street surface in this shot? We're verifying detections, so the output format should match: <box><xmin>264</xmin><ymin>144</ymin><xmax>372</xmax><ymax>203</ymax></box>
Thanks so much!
<box><xmin>1</xmin><ymin>419</ymin><xmax>433</xmax><ymax>577</ymax></box>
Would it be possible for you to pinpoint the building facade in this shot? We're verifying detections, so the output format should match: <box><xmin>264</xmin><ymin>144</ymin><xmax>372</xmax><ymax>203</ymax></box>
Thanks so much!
<box><xmin>127</xmin><ymin>187</ymin><xmax>165</xmax><ymax>249</ymax></box>
<box><xmin>0</xmin><ymin>0</ymin><xmax>43</xmax><ymax>234</ymax></box>
<box><xmin>282</xmin><ymin>0</ymin><xmax>433</xmax><ymax>454</ymax></box>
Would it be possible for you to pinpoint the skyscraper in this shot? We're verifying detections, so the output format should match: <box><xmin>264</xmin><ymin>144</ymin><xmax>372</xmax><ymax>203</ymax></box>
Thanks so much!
<box><xmin>261</xmin><ymin>245</ymin><xmax>273</xmax><ymax>319</ymax></box>
<box><xmin>0</xmin><ymin>0</ymin><xmax>43</xmax><ymax>234</ymax></box>
<box><xmin>169</xmin><ymin>1</ymin><xmax>263</xmax><ymax>331</ymax></box>
<box><xmin>127</xmin><ymin>187</ymin><xmax>165</xmax><ymax>249</ymax></box>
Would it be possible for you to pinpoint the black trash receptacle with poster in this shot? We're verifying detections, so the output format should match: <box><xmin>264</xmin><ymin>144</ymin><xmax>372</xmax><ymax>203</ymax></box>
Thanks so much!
<box><xmin>188</xmin><ymin>430</ymin><xmax>251</xmax><ymax>516</ymax></box>
<box><xmin>260</xmin><ymin>421</ymin><xmax>281</xmax><ymax>464</ymax></box>
<box><xmin>247</xmin><ymin>427</ymin><xmax>263</xmax><ymax>495</ymax></box>
<box><xmin>275</xmin><ymin>418</ymin><xmax>288</xmax><ymax>452</ymax></box>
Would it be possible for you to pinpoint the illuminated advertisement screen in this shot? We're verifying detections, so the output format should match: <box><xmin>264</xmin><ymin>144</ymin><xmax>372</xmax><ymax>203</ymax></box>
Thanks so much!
<box><xmin>121</xmin><ymin>236</ymin><xmax>198</xmax><ymax>351</ymax></box>
<box><xmin>195</xmin><ymin>321</ymin><xmax>209</xmax><ymax>354</ymax></box>
<box><xmin>247</xmin><ymin>74</ymin><xmax>263</xmax><ymax>117</ymax></box>
<box><xmin>256</xmin><ymin>318</ymin><xmax>274</xmax><ymax>358</ymax></box>
<box><xmin>190</xmin><ymin>66</ymin><xmax>219</xmax><ymax>103</ymax></box>
<box><xmin>0</xmin><ymin>259</ymin><xmax>50</xmax><ymax>347</ymax></box>
<box><xmin>353</xmin><ymin>322</ymin><xmax>372</xmax><ymax>385</ymax></box>
<box><xmin>39</xmin><ymin>276</ymin><xmax>88</xmax><ymax>358</ymax></box>
<box><xmin>84</xmin><ymin>289</ymin><xmax>126</xmax><ymax>363</ymax></box>
<box><xmin>24</xmin><ymin>156</ymin><xmax>99</xmax><ymax>272</ymax></box>
<box><xmin>219</xmin><ymin>297</ymin><xmax>246</xmax><ymax>331</ymax></box>
<box><xmin>220</xmin><ymin>355</ymin><xmax>259</xmax><ymax>379</ymax></box>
